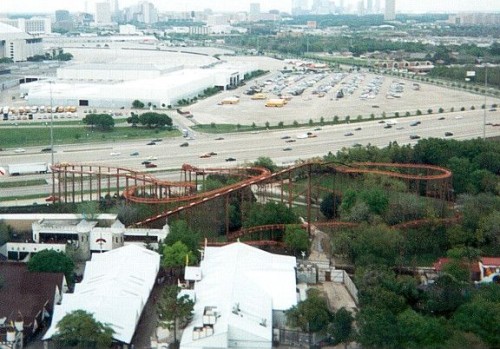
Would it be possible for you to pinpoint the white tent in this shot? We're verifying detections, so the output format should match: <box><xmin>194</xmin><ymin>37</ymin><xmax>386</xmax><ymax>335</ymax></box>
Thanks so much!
<box><xmin>181</xmin><ymin>242</ymin><xmax>297</xmax><ymax>349</ymax></box>
<box><xmin>43</xmin><ymin>244</ymin><xmax>160</xmax><ymax>344</ymax></box>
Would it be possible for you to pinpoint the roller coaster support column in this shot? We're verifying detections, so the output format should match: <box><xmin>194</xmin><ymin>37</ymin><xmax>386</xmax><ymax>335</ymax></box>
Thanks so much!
<box><xmin>225</xmin><ymin>195</ymin><xmax>230</xmax><ymax>237</ymax></box>
<box><xmin>307</xmin><ymin>163</ymin><xmax>312</xmax><ymax>236</ymax></box>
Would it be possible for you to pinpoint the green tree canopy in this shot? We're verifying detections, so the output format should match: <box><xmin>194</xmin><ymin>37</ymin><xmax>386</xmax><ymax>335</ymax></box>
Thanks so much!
<box><xmin>157</xmin><ymin>286</ymin><xmax>194</xmax><ymax>344</ymax></box>
<box><xmin>244</xmin><ymin>202</ymin><xmax>299</xmax><ymax>228</ymax></box>
<box><xmin>138</xmin><ymin>112</ymin><xmax>172</xmax><ymax>128</ymax></box>
<box><xmin>82</xmin><ymin>114</ymin><xmax>115</xmax><ymax>131</ymax></box>
<box><xmin>286</xmin><ymin>288</ymin><xmax>332</xmax><ymax>333</ymax></box>
<box><xmin>162</xmin><ymin>241</ymin><xmax>197</xmax><ymax>268</ymax></box>
<box><xmin>52</xmin><ymin>310</ymin><xmax>114</xmax><ymax>348</ymax></box>
<box><xmin>27</xmin><ymin>249</ymin><xmax>75</xmax><ymax>283</ymax></box>
<box><xmin>253</xmin><ymin>156</ymin><xmax>277</xmax><ymax>172</ymax></box>
<box><xmin>164</xmin><ymin>220</ymin><xmax>201</xmax><ymax>259</ymax></box>
<box><xmin>283</xmin><ymin>224</ymin><xmax>310</xmax><ymax>256</ymax></box>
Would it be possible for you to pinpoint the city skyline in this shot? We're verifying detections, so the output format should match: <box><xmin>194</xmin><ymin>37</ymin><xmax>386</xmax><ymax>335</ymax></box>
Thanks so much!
<box><xmin>1</xmin><ymin>0</ymin><xmax>500</xmax><ymax>15</ymax></box>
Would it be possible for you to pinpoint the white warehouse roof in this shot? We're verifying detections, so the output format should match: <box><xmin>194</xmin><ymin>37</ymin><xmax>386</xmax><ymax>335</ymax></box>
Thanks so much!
<box><xmin>181</xmin><ymin>242</ymin><xmax>297</xmax><ymax>349</ymax></box>
<box><xmin>44</xmin><ymin>244</ymin><xmax>160</xmax><ymax>344</ymax></box>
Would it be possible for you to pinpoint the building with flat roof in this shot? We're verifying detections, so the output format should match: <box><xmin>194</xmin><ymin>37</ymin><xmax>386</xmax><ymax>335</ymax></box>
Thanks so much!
<box><xmin>0</xmin><ymin>17</ymin><xmax>51</xmax><ymax>36</ymax></box>
<box><xmin>0</xmin><ymin>23</ymin><xmax>44</xmax><ymax>62</ymax></box>
<box><xmin>23</xmin><ymin>61</ymin><xmax>256</xmax><ymax>109</ymax></box>
<box><xmin>95</xmin><ymin>1</ymin><xmax>112</xmax><ymax>25</ymax></box>
<box><xmin>384</xmin><ymin>0</ymin><xmax>396</xmax><ymax>21</ymax></box>
<box><xmin>180</xmin><ymin>242</ymin><xmax>297</xmax><ymax>349</ymax></box>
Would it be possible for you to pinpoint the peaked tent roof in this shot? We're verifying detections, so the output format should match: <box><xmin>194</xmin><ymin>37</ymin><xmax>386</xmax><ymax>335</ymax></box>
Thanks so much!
<box><xmin>43</xmin><ymin>245</ymin><xmax>160</xmax><ymax>344</ymax></box>
<box><xmin>181</xmin><ymin>242</ymin><xmax>296</xmax><ymax>349</ymax></box>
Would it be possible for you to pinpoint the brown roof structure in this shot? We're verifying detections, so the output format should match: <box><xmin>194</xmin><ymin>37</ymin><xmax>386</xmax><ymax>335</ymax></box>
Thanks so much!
<box><xmin>0</xmin><ymin>262</ymin><xmax>64</xmax><ymax>331</ymax></box>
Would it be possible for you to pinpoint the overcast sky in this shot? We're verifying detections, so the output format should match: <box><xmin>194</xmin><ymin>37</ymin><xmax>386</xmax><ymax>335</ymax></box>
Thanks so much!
<box><xmin>1</xmin><ymin>0</ymin><xmax>499</xmax><ymax>14</ymax></box>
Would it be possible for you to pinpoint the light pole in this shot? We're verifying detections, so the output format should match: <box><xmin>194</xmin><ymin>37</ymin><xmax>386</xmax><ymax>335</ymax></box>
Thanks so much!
<box><xmin>482</xmin><ymin>65</ymin><xmax>488</xmax><ymax>140</ymax></box>
<box><xmin>49</xmin><ymin>81</ymin><xmax>55</xmax><ymax>200</ymax></box>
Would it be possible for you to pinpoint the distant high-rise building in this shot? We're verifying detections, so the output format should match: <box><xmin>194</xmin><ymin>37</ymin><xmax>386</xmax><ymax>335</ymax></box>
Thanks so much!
<box><xmin>250</xmin><ymin>3</ymin><xmax>261</xmax><ymax>16</ymax></box>
<box><xmin>55</xmin><ymin>10</ymin><xmax>70</xmax><ymax>22</ymax></box>
<box><xmin>140</xmin><ymin>1</ymin><xmax>158</xmax><ymax>24</ymax></box>
<box><xmin>367</xmin><ymin>0</ymin><xmax>373</xmax><ymax>13</ymax></box>
<box><xmin>95</xmin><ymin>2</ymin><xmax>112</xmax><ymax>24</ymax></box>
<box><xmin>0</xmin><ymin>17</ymin><xmax>52</xmax><ymax>35</ymax></box>
<box><xmin>357</xmin><ymin>0</ymin><xmax>365</xmax><ymax>15</ymax></box>
<box><xmin>292</xmin><ymin>0</ymin><xmax>309</xmax><ymax>15</ymax></box>
<box><xmin>384</xmin><ymin>0</ymin><xmax>395</xmax><ymax>20</ymax></box>
<box><xmin>374</xmin><ymin>0</ymin><xmax>381</xmax><ymax>13</ymax></box>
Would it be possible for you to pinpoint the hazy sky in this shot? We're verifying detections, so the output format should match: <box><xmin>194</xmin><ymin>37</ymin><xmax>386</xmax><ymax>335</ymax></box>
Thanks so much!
<box><xmin>1</xmin><ymin>0</ymin><xmax>499</xmax><ymax>14</ymax></box>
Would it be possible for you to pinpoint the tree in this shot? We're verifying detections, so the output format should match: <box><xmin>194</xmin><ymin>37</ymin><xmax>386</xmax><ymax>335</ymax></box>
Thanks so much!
<box><xmin>27</xmin><ymin>249</ymin><xmax>75</xmax><ymax>284</ymax></box>
<box><xmin>284</xmin><ymin>225</ymin><xmax>310</xmax><ymax>256</ymax></box>
<box><xmin>126</xmin><ymin>113</ymin><xmax>139</xmax><ymax>127</ymax></box>
<box><xmin>132</xmin><ymin>99</ymin><xmax>145</xmax><ymax>109</ymax></box>
<box><xmin>52</xmin><ymin>310</ymin><xmax>114</xmax><ymax>348</ymax></box>
<box><xmin>163</xmin><ymin>220</ymin><xmax>201</xmax><ymax>258</ymax></box>
<box><xmin>286</xmin><ymin>288</ymin><xmax>331</xmax><ymax>333</ymax></box>
<box><xmin>83</xmin><ymin>114</ymin><xmax>114</xmax><ymax>131</ymax></box>
<box><xmin>157</xmin><ymin>286</ymin><xmax>194</xmax><ymax>345</ymax></box>
<box><xmin>162</xmin><ymin>241</ymin><xmax>197</xmax><ymax>269</ymax></box>
<box><xmin>0</xmin><ymin>220</ymin><xmax>13</xmax><ymax>246</ymax></box>
<box><xmin>138</xmin><ymin>112</ymin><xmax>172</xmax><ymax>129</ymax></box>
<box><xmin>320</xmin><ymin>192</ymin><xmax>341</xmax><ymax>219</ymax></box>
<box><xmin>78</xmin><ymin>201</ymin><xmax>100</xmax><ymax>220</ymax></box>
<box><xmin>244</xmin><ymin>202</ymin><xmax>299</xmax><ymax>228</ymax></box>
<box><xmin>328</xmin><ymin>308</ymin><xmax>354</xmax><ymax>349</ymax></box>
<box><xmin>254</xmin><ymin>156</ymin><xmax>277</xmax><ymax>172</ymax></box>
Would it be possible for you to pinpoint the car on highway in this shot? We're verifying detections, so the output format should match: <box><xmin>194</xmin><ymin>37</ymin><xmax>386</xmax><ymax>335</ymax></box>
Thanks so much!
<box><xmin>281</xmin><ymin>135</ymin><xmax>291</xmax><ymax>139</ymax></box>
<box><xmin>141</xmin><ymin>161</ymin><xmax>151</xmax><ymax>165</ymax></box>
<box><xmin>455</xmin><ymin>115</ymin><xmax>463</xmax><ymax>119</ymax></box>
<box><xmin>225</xmin><ymin>157</ymin><xmax>236</xmax><ymax>162</ymax></box>
<box><xmin>490</xmin><ymin>108</ymin><xmax>497</xmax><ymax>112</ymax></box>
<box><xmin>283</xmin><ymin>147</ymin><xmax>293</xmax><ymax>151</ymax></box>
<box><xmin>147</xmin><ymin>156</ymin><xmax>158</xmax><ymax>160</ymax></box>
<box><xmin>208</xmin><ymin>152</ymin><xmax>218</xmax><ymax>156</ymax></box>
<box><xmin>215</xmin><ymin>137</ymin><xmax>225</xmax><ymax>141</ymax></box>
<box><xmin>14</xmin><ymin>148</ymin><xmax>26</xmax><ymax>153</ymax></box>
<box><xmin>410</xmin><ymin>135</ymin><xmax>421</xmax><ymax>140</ymax></box>
<box><xmin>110</xmin><ymin>152</ymin><xmax>121</xmax><ymax>157</ymax></box>
<box><xmin>344</xmin><ymin>132</ymin><xmax>354</xmax><ymax>136</ymax></box>
<box><xmin>41</xmin><ymin>147</ymin><xmax>53</xmax><ymax>152</ymax></box>
<box><xmin>145</xmin><ymin>163</ymin><xmax>157</xmax><ymax>168</ymax></box>
<box><xmin>45</xmin><ymin>195</ymin><xmax>60</xmax><ymax>202</ymax></box>
<box><xmin>146</xmin><ymin>141</ymin><xmax>156</xmax><ymax>145</ymax></box>
<box><xmin>151</xmin><ymin>138</ymin><xmax>163</xmax><ymax>142</ymax></box>
<box><xmin>354</xmin><ymin>127</ymin><xmax>362</xmax><ymax>131</ymax></box>
<box><xmin>285</xmin><ymin>139</ymin><xmax>296</xmax><ymax>143</ymax></box>
<box><xmin>200</xmin><ymin>153</ymin><xmax>212</xmax><ymax>158</ymax></box>
<box><xmin>410</xmin><ymin>121</ymin><xmax>421</xmax><ymax>126</ymax></box>
<box><xmin>130</xmin><ymin>151</ymin><xmax>139</xmax><ymax>156</ymax></box>
<box><xmin>438</xmin><ymin>117</ymin><xmax>446</xmax><ymax>120</ymax></box>
<box><xmin>314</xmin><ymin>127</ymin><xmax>322</xmax><ymax>131</ymax></box>
<box><xmin>384</xmin><ymin>124</ymin><xmax>392</xmax><ymax>129</ymax></box>
<box><xmin>444</xmin><ymin>132</ymin><xmax>454</xmax><ymax>137</ymax></box>
<box><xmin>180</xmin><ymin>142</ymin><xmax>189</xmax><ymax>147</ymax></box>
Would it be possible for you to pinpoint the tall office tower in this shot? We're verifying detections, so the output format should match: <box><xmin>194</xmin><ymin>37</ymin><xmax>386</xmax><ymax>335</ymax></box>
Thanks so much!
<box><xmin>140</xmin><ymin>1</ymin><xmax>158</xmax><ymax>24</ymax></box>
<box><xmin>292</xmin><ymin>0</ymin><xmax>309</xmax><ymax>15</ymax></box>
<box><xmin>250</xmin><ymin>3</ymin><xmax>261</xmax><ymax>16</ymax></box>
<box><xmin>357</xmin><ymin>0</ymin><xmax>365</xmax><ymax>15</ymax></box>
<box><xmin>384</xmin><ymin>0</ymin><xmax>395</xmax><ymax>20</ymax></box>
<box><xmin>366</xmin><ymin>0</ymin><xmax>373</xmax><ymax>13</ymax></box>
<box><xmin>374</xmin><ymin>0</ymin><xmax>381</xmax><ymax>13</ymax></box>
<box><xmin>55</xmin><ymin>10</ymin><xmax>70</xmax><ymax>22</ymax></box>
<box><xmin>95</xmin><ymin>2</ymin><xmax>112</xmax><ymax>24</ymax></box>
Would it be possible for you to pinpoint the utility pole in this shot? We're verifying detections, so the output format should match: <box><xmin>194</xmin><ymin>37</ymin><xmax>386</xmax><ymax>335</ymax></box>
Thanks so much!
<box><xmin>483</xmin><ymin>65</ymin><xmax>488</xmax><ymax>140</ymax></box>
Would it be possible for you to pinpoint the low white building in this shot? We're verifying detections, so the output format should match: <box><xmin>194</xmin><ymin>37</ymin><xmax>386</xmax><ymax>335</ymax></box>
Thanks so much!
<box><xmin>24</xmin><ymin>62</ymin><xmax>256</xmax><ymax>108</ymax></box>
<box><xmin>181</xmin><ymin>242</ymin><xmax>297</xmax><ymax>349</ymax></box>
<box><xmin>0</xmin><ymin>22</ymin><xmax>44</xmax><ymax>62</ymax></box>
<box><xmin>43</xmin><ymin>244</ymin><xmax>160</xmax><ymax>345</ymax></box>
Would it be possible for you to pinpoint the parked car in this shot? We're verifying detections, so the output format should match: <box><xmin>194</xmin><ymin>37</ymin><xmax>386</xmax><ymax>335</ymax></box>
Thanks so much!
<box><xmin>444</xmin><ymin>132</ymin><xmax>454</xmax><ymax>137</ymax></box>
<box><xmin>410</xmin><ymin>135</ymin><xmax>421</xmax><ymax>139</ymax></box>
<box><xmin>145</xmin><ymin>163</ymin><xmax>157</xmax><ymax>168</ymax></box>
<box><xmin>225</xmin><ymin>157</ymin><xmax>237</xmax><ymax>162</ymax></box>
<box><xmin>180</xmin><ymin>142</ymin><xmax>189</xmax><ymax>147</ymax></box>
<box><xmin>344</xmin><ymin>132</ymin><xmax>354</xmax><ymax>136</ymax></box>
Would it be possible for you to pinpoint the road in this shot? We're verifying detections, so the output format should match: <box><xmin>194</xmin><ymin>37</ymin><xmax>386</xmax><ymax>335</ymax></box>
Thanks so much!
<box><xmin>0</xmin><ymin>108</ymin><xmax>499</xmax><ymax>202</ymax></box>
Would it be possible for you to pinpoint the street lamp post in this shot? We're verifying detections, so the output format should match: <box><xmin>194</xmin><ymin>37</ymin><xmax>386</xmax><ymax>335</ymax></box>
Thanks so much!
<box><xmin>49</xmin><ymin>81</ymin><xmax>55</xmax><ymax>200</ymax></box>
<box><xmin>483</xmin><ymin>65</ymin><xmax>488</xmax><ymax>140</ymax></box>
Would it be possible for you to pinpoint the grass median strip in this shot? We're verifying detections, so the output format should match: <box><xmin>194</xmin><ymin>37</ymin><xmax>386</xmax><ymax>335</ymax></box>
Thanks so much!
<box><xmin>0</xmin><ymin>179</ymin><xmax>47</xmax><ymax>188</ymax></box>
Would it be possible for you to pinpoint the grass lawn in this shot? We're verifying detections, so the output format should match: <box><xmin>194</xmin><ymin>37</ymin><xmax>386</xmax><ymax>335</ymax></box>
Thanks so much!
<box><xmin>0</xmin><ymin>125</ymin><xmax>181</xmax><ymax>148</ymax></box>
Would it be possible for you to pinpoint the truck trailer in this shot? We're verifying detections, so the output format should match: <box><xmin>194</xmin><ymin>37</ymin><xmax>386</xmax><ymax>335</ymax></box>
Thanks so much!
<box><xmin>7</xmin><ymin>163</ymin><xmax>50</xmax><ymax>176</ymax></box>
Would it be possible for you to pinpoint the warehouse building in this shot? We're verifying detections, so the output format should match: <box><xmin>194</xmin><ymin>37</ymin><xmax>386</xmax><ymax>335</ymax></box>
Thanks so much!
<box><xmin>0</xmin><ymin>22</ymin><xmax>44</xmax><ymax>62</ymax></box>
<box><xmin>22</xmin><ymin>61</ymin><xmax>256</xmax><ymax>108</ymax></box>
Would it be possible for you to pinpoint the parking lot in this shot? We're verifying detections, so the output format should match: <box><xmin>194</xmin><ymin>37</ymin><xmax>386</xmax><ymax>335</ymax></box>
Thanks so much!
<box><xmin>190</xmin><ymin>56</ymin><xmax>494</xmax><ymax>126</ymax></box>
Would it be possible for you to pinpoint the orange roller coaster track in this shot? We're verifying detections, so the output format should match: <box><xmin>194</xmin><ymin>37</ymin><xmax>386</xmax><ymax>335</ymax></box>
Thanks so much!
<box><xmin>50</xmin><ymin>161</ymin><xmax>453</xmax><ymax>230</ymax></box>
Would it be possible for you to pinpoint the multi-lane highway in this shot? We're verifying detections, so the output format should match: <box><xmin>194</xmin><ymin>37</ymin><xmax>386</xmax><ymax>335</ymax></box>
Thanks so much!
<box><xmin>0</xmin><ymin>107</ymin><xmax>499</xmax><ymax>202</ymax></box>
